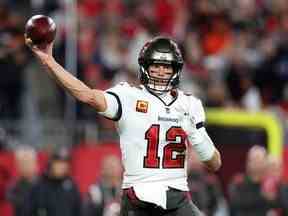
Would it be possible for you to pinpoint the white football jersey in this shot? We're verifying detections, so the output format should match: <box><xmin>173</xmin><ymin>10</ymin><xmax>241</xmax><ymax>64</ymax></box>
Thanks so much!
<box><xmin>101</xmin><ymin>82</ymin><xmax>207</xmax><ymax>191</ymax></box>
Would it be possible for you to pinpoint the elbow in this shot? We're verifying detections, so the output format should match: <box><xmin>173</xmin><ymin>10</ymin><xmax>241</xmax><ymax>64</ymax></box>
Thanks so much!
<box><xmin>78</xmin><ymin>95</ymin><xmax>90</xmax><ymax>104</ymax></box>
<box><xmin>78</xmin><ymin>95</ymin><xmax>96</xmax><ymax>109</ymax></box>
<box><xmin>81</xmin><ymin>89</ymin><xmax>106</xmax><ymax>112</ymax></box>
<box><xmin>78</xmin><ymin>89</ymin><xmax>95</xmax><ymax>105</ymax></box>
<box><xmin>81</xmin><ymin>94</ymin><xmax>94</xmax><ymax>105</ymax></box>
<box><xmin>70</xmin><ymin>88</ymin><xmax>92</xmax><ymax>105</ymax></box>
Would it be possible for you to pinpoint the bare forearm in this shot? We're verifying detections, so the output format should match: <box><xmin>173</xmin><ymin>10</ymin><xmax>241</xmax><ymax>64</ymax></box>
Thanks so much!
<box><xmin>42</xmin><ymin>56</ymin><xmax>106</xmax><ymax>111</ymax></box>
<box><xmin>24</xmin><ymin>37</ymin><xmax>106</xmax><ymax>112</ymax></box>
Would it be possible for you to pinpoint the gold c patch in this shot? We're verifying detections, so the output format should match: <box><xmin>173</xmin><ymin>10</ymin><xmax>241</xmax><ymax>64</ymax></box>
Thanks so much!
<box><xmin>136</xmin><ymin>100</ymin><xmax>149</xmax><ymax>113</ymax></box>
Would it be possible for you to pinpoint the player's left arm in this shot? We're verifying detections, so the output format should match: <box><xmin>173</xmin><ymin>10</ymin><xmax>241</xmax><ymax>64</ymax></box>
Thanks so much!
<box><xmin>184</xmin><ymin>98</ymin><xmax>221</xmax><ymax>172</ymax></box>
<box><xmin>189</xmin><ymin>127</ymin><xmax>222</xmax><ymax>172</ymax></box>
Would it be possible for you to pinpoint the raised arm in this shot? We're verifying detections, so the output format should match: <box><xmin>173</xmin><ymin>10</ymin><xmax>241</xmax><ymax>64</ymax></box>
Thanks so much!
<box><xmin>25</xmin><ymin>37</ymin><xmax>107</xmax><ymax>112</ymax></box>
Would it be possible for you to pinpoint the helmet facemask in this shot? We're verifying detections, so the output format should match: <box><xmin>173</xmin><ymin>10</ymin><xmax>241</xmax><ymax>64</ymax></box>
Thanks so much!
<box><xmin>140</xmin><ymin>64</ymin><xmax>179</xmax><ymax>95</ymax></box>
<box><xmin>138</xmin><ymin>37</ymin><xmax>183</xmax><ymax>95</ymax></box>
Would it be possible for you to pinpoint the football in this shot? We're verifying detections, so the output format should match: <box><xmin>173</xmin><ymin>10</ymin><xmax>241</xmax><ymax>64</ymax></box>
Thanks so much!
<box><xmin>25</xmin><ymin>15</ymin><xmax>56</xmax><ymax>48</ymax></box>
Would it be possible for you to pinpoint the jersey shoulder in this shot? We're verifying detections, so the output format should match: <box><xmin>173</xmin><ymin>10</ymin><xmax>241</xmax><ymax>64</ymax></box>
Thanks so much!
<box><xmin>178</xmin><ymin>90</ymin><xmax>205</xmax><ymax>123</ymax></box>
<box><xmin>178</xmin><ymin>90</ymin><xmax>202</xmax><ymax>107</ymax></box>
<box><xmin>106</xmin><ymin>82</ymin><xmax>143</xmax><ymax>95</ymax></box>
<box><xmin>106</xmin><ymin>82</ymin><xmax>146</xmax><ymax>111</ymax></box>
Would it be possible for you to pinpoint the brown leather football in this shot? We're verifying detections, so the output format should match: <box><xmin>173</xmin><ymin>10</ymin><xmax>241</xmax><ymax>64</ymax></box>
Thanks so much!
<box><xmin>25</xmin><ymin>15</ymin><xmax>56</xmax><ymax>48</ymax></box>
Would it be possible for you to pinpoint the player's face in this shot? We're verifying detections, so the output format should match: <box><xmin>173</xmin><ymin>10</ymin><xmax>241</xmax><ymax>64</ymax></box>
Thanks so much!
<box><xmin>148</xmin><ymin>64</ymin><xmax>173</xmax><ymax>81</ymax></box>
<box><xmin>147</xmin><ymin>64</ymin><xmax>174</xmax><ymax>92</ymax></box>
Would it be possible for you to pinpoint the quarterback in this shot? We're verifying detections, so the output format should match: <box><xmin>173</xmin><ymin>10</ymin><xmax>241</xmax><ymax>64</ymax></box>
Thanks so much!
<box><xmin>25</xmin><ymin>36</ymin><xmax>221</xmax><ymax>216</ymax></box>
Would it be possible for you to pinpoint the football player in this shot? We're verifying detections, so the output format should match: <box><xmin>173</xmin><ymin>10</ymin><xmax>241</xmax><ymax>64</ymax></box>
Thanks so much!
<box><xmin>25</xmin><ymin>36</ymin><xmax>221</xmax><ymax>216</ymax></box>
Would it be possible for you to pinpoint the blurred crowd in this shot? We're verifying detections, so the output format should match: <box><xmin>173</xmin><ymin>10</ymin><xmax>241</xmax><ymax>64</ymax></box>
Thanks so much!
<box><xmin>0</xmin><ymin>145</ymin><xmax>287</xmax><ymax>216</ymax></box>
<box><xmin>1</xmin><ymin>0</ymin><xmax>288</xmax><ymax>122</ymax></box>
<box><xmin>1</xmin><ymin>0</ymin><xmax>288</xmax><ymax>215</ymax></box>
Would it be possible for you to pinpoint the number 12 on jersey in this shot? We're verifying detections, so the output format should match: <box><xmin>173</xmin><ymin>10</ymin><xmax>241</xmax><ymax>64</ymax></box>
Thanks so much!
<box><xmin>143</xmin><ymin>124</ymin><xmax>187</xmax><ymax>169</ymax></box>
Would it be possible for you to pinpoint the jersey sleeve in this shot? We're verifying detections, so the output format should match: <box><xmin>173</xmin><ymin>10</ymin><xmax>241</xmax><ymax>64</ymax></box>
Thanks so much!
<box><xmin>185</xmin><ymin>96</ymin><xmax>215</xmax><ymax>161</ymax></box>
<box><xmin>189</xmin><ymin>97</ymin><xmax>205</xmax><ymax>129</ymax></box>
<box><xmin>98</xmin><ymin>92</ymin><xmax>121</xmax><ymax>120</ymax></box>
<box><xmin>97</xmin><ymin>83</ymin><xmax>128</xmax><ymax>121</ymax></box>
<box><xmin>191</xmin><ymin>127</ymin><xmax>216</xmax><ymax>161</ymax></box>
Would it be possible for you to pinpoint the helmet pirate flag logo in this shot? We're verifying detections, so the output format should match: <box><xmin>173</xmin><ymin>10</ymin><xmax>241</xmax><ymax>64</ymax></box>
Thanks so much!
<box><xmin>136</xmin><ymin>100</ymin><xmax>149</xmax><ymax>113</ymax></box>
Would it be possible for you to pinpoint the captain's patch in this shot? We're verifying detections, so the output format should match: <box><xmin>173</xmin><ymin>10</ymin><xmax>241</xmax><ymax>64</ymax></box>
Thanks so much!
<box><xmin>136</xmin><ymin>100</ymin><xmax>149</xmax><ymax>113</ymax></box>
